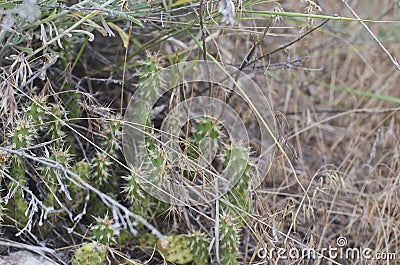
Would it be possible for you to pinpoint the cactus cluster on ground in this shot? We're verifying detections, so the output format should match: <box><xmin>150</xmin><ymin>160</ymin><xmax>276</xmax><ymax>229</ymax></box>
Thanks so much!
<box><xmin>0</xmin><ymin>1</ymin><xmax>258</xmax><ymax>264</ymax></box>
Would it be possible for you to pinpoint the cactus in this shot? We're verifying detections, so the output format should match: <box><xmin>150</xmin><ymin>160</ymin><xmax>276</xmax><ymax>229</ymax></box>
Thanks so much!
<box><xmin>102</xmin><ymin>115</ymin><xmax>122</xmax><ymax>155</ymax></box>
<box><xmin>137</xmin><ymin>232</ymin><xmax>157</xmax><ymax>249</ymax></box>
<box><xmin>72</xmin><ymin>242</ymin><xmax>107</xmax><ymax>265</ymax></box>
<box><xmin>47</xmin><ymin>103</ymin><xmax>66</xmax><ymax>148</ymax></box>
<box><xmin>25</xmin><ymin>96</ymin><xmax>48</xmax><ymax>131</ymax></box>
<box><xmin>91</xmin><ymin>214</ymin><xmax>116</xmax><ymax>245</ymax></box>
<box><xmin>40</xmin><ymin>146</ymin><xmax>72</xmax><ymax>213</ymax></box>
<box><xmin>218</xmin><ymin>215</ymin><xmax>240</xmax><ymax>265</ymax></box>
<box><xmin>157</xmin><ymin>235</ymin><xmax>194</xmax><ymax>264</ymax></box>
<box><xmin>71</xmin><ymin>160</ymin><xmax>90</xmax><ymax>186</ymax></box>
<box><xmin>216</xmin><ymin>145</ymin><xmax>251</xmax><ymax>263</ymax></box>
<box><xmin>139</xmin><ymin>53</ymin><xmax>162</xmax><ymax>83</ymax></box>
<box><xmin>9</xmin><ymin>117</ymin><xmax>36</xmax><ymax>184</ymax></box>
<box><xmin>222</xmin><ymin>144</ymin><xmax>252</xmax><ymax>224</ymax></box>
<box><xmin>186</xmin><ymin>118</ymin><xmax>220</xmax><ymax>166</ymax></box>
<box><xmin>189</xmin><ymin>231</ymin><xmax>210</xmax><ymax>265</ymax></box>
<box><xmin>70</xmin><ymin>160</ymin><xmax>91</xmax><ymax>211</ymax></box>
<box><xmin>11</xmin><ymin>188</ymin><xmax>28</xmax><ymax>225</ymax></box>
<box><xmin>7</xmin><ymin>98</ymin><xmax>48</xmax><ymax>225</ymax></box>
<box><xmin>145</xmin><ymin>132</ymin><xmax>164</xmax><ymax>168</ymax></box>
<box><xmin>91</xmin><ymin>152</ymin><xmax>112</xmax><ymax>187</ymax></box>
<box><xmin>122</xmin><ymin>171</ymin><xmax>151</xmax><ymax>219</ymax></box>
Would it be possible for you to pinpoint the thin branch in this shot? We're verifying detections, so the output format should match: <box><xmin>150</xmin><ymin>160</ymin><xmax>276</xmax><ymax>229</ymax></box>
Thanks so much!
<box><xmin>287</xmin><ymin>107</ymin><xmax>400</xmax><ymax>140</ymax></box>
<box><xmin>239</xmin><ymin>19</ymin><xmax>273</xmax><ymax>70</ymax></box>
<box><xmin>340</xmin><ymin>0</ymin><xmax>400</xmax><ymax>71</ymax></box>
<box><xmin>0</xmin><ymin>169</ymin><xmax>66</xmax><ymax>237</ymax></box>
<box><xmin>0</xmin><ymin>240</ymin><xmax>55</xmax><ymax>255</ymax></box>
<box><xmin>0</xmin><ymin>146</ymin><xmax>166</xmax><ymax>245</ymax></box>
<box><xmin>199</xmin><ymin>0</ymin><xmax>208</xmax><ymax>61</ymax></box>
<box><xmin>240</xmin><ymin>19</ymin><xmax>330</xmax><ymax>71</ymax></box>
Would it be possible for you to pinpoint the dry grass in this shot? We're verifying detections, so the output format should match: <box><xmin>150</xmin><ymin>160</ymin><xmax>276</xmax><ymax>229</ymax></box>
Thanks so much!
<box><xmin>243</xmin><ymin>1</ymin><xmax>400</xmax><ymax>264</ymax></box>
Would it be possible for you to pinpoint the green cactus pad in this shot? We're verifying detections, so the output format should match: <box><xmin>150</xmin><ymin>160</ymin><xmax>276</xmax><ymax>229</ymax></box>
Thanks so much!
<box><xmin>157</xmin><ymin>235</ymin><xmax>194</xmax><ymax>264</ymax></box>
<box><xmin>219</xmin><ymin>215</ymin><xmax>240</xmax><ymax>265</ymax></box>
<box><xmin>189</xmin><ymin>231</ymin><xmax>210</xmax><ymax>265</ymax></box>
<box><xmin>72</xmin><ymin>242</ymin><xmax>107</xmax><ymax>265</ymax></box>
<box><xmin>91</xmin><ymin>214</ymin><xmax>116</xmax><ymax>245</ymax></box>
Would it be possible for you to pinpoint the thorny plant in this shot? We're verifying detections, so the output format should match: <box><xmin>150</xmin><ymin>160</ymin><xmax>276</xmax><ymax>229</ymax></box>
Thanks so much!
<box><xmin>0</xmin><ymin>0</ymin><xmax>400</xmax><ymax>264</ymax></box>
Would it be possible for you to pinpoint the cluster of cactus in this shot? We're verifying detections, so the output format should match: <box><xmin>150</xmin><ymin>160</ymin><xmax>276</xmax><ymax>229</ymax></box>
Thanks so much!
<box><xmin>60</xmin><ymin>52</ymin><xmax>251</xmax><ymax>263</ymax></box>
<box><xmin>6</xmin><ymin>96</ymin><xmax>83</xmax><ymax>227</ymax></box>
<box><xmin>122</xmin><ymin>102</ymin><xmax>251</xmax><ymax>263</ymax></box>
<box><xmin>40</xmin><ymin>146</ymin><xmax>72</xmax><ymax>211</ymax></box>
<box><xmin>3</xmin><ymin>85</ymin><xmax>252</xmax><ymax>264</ymax></box>
<box><xmin>1</xmin><ymin>85</ymin><xmax>126</xmax><ymax>229</ymax></box>
<box><xmin>122</xmin><ymin>54</ymin><xmax>168</xmax><ymax>219</ymax></box>
<box><xmin>0</xmin><ymin>2</ymin><xmax>248</xmax><ymax>264</ymax></box>
<box><xmin>72</xmin><ymin>242</ymin><xmax>107</xmax><ymax>265</ymax></box>
<box><xmin>10</xmin><ymin>97</ymin><xmax>46</xmax><ymax>182</ymax></box>
<box><xmin>153</xmin><ymin>214</ymin><xmax>240</xmax><ymax>264</ymax></box>
<box><xmin>7</xmin><ymin>97</ymin><xmax>47</xmax><ymax>224</ymax></box>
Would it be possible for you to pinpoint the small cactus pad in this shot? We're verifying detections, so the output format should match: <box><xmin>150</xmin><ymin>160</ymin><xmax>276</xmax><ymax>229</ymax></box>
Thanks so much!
<box><xmin>157</xmin><ymin>235</ymin><xmax>194</xmax><ymax>264</ymax></box>
<box><xmin>72</xmin><ymin>242</ymin><xmax>107</xmax><ymax>265</ymax></box>
<box><xmin>189</xmin><ymin>231</ymin><xmax>210</xmax><ymax>265</ymax></box>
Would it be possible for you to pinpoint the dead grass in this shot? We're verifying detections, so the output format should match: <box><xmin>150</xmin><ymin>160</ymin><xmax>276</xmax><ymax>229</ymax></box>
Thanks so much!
<box><xmin>243</xmin><ymin>1</ymin><xmax>400</xmax><ymax>264</ymax></box>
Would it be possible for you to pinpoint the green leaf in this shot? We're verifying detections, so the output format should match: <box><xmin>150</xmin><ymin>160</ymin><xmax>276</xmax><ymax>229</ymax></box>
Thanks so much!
<box><xmin>15</xmin><ymin>46</ymin><xmax>33</xmax><ymax>55</ymax></box>
<box><xmin>127</xmin><ymin>15</ymin><xmax>143</xmax><ymax>27</ymax></box>
<box><xmin>107</xmin><ymin>22</ymin><xmax>130</xmax><ymax>48</ymax></box>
